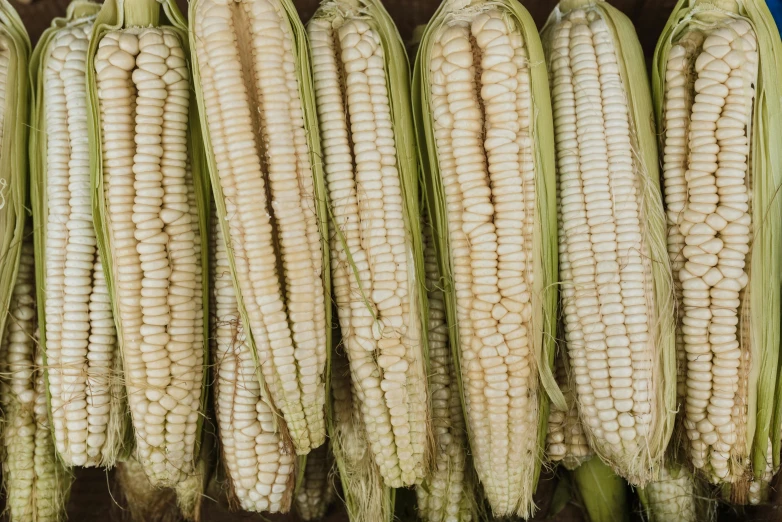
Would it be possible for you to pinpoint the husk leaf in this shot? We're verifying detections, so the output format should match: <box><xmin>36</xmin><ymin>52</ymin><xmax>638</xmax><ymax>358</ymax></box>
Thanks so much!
<box><xmin>0</xmin><ymin>0</ymin><xmax>31</xmax><ymax>363</ymax></box>
<box><xmin>573</xmin><ymin>457</ymin><xmax>629</xmax><ymax>522</ymax></box>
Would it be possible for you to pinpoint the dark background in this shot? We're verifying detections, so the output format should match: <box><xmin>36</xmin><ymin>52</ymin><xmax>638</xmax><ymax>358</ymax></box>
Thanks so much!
<box><xmin>13</xmin><ymin>0</ymin><xmax>679</xmax><ymax>55</ymax></box>
<box><xmin>9</xmin><ymin>0</ymin><xmax>782</xmax><ymax>519</ymax></box>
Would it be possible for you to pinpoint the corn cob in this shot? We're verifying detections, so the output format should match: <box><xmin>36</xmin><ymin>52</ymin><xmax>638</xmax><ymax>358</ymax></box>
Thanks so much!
<box><xmin>30</xmin><ymin>1</ymin><xmax>126</xmax><ymax>469</ymax></box>
<box><xmin>416</xmin><ymin>223</ymin><xmax>474</xmax><ymax>522</ymax></box>
<box><xmin>541</xmin><ymin>0</ymin><xmax>676</xmax><ymax>484</ymax></box>
<box><xmin>189</xmin><ymin>0</ymin><xmax>330</xmax><ymax>457</ymax></box>
<box><xmin>330</xmin><ymin>349</ymin><xmax>394</xmax><ymax>522</ymax></box>
<box><xmin>86</xmin><ymin>0</ymin><xmax>207</xmax><ymax>486</ymax></box>
<box><xmin>211</xmin><ymin>215</ymin><xmax>295</xmax><ymax>514</ymax></box>
<box><xmin>638</xmin><ymin>464</ymin><xmax>714</xmax><ymax>522</ymax></box>
<box><xmin>653</xmin><ymin>0</ymin><xmax>782</xmax><ymax>498</ymax></box>
<box><xmin>1</xmin><ymin>238</ymin><xmax>71</xmax><ymax>522</ymax></box>
<box><xmin>0</xmin><ymin>0</ymin><xmax>31</xmax><ymax>358</ymax></box>
<box><xmin>308</xmin><ymin>0</ymin><xmax>430</xmax><ymax>489</ymax></box>
<box><xmin>413</xmin><ymin>0</ymin><xmax>562</xmax><ymax>516</ymax></box>
<box><xmin>295</xmin><ymin>443</ymin><xmax>334</xmax><ymax>521</ymax></box>
<box><xmin>547</xmin><ymin>349</ymin><xmax>592</xmax><ymax>470</ymax></box>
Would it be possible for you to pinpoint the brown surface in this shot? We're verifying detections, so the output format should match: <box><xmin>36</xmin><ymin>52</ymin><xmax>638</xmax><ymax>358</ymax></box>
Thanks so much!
<box><xmin>11</xmin><ymin>0</ymin><xmax>780</xmax><ymax>520</ymax></box>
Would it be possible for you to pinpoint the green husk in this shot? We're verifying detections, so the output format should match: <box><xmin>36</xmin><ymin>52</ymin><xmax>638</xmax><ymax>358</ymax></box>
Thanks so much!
<box><xmin>652</xmin><ymin>0</ymin><xmax>782</xmax><ymax>501</ymax></box>
<box><xmin>540</xmin><ymin>0</ymin><xmax>677</xmax><ymax>486</ymax></box>
<box><xmin>0</xmin><ymin>0</ymin><xmax>30</xmax><ymax>361</ymax></box>
<box><xmin>573</xmin><ymin>457</ymin><xmax>629</xmax><ymax>522</ymax></box>
<box><xmin>638</xmin><ymin>463</ymin><xmax>715</xmax><ymax>522</ymax></box>
<box><xmin>548</xmin><ymin>475</ymin><xmax>572</xmax><ymax>517</ymax></box>
<box><xmin>1</xmin><ymin>237</ymin><xmax>72</xmax><ymax>522</ymax></box>
<box><xmin>329</xmin><ymin>346</ymin><xmax>394</xmax><ymax>522</ymax></box>
<box><xmin>29</xmin><ymin>0</ymin><xmax>129</xmax><ymax>469</ymax></box>
<box><xmin>188</xmin><ymin>0</ymin><xmax>331</xmax><ymax>457</ymax></box>
<box><xmin>407</xmin><ymin>24</ymin><xmax>427</xmax><ymax>55</ymax></box>
<box><xmin>413</xmin><ymin>0</ymin><xmax>563</xmax><ymax>517</ymax></box>
<box><xmin>86</xmin><ymin>0</ymin><xmax>209</xmax><ymax>486</ymax></box>
<box><xmin>307</xmin><ymin>0</ymin><xmax>431</xmax><ymax>489</ymax></box>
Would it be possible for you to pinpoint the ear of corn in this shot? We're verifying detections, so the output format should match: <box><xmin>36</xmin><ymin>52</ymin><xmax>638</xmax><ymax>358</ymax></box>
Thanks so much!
<box><xmin>573</xmin><ymin>457</ymin><xmax>629</xmax><ymax>522</ymax></box>
<box><xmin>416</xmin><ymin>222</ymin><xmax>475</xmax><ymax>522</ymax></box>
<box><xmin>308</xmin><ymin>0</ymin><xmax>431</xmax><ymax>489</ymax></box>
<box><xmin>210</xmin><ymin>214</ymin><xmax>296</xmax><ymax>514</ymax></box>
<box><xmin>547</xmin><ymin>348</ymin><xmax>592</xmax><ymax>470</ymax></box>
<box><xmin>638</xmin><ymin>464</ymin><xmax>715</xmax><ymax>522</ymax></box>
<box><xmin>413</xmin><ymin>0</ymin><xmax>564</xmax><ymax>516</ymax></box>
<box><xmin>294</xmin><ymin>442</ymin><xmax>335</xmax><ymax>521</ymax></box>
<box><xmin>30</xmin><ymin>0</ymin><xmax>128</xmax><ymax>469</ymax></box>
<box><xmin>86</xmin><ymin>0</ymin><xmax>209</xmax><ymax>486</ymax></box>
<box><xmin>0</xmin><ymin>0</ymin><xmax>31</xmax><ymax>358</ymax></box>
<box><xmin>329</xmin><ymin>347</ymin><xmax>394</xmax><ymax>522</ymax></box>
<box><xmin>189</xmin><ymin>0</ymin><xmax>330</xmax><ymax>457</ymax></box>
<box><xmin>653</xmin><ymin>0</ymin><xmax>782</xmax><ymax>499</ymax></box>
<box><xmin>1</xmin><ymin>237</ymin><xmax>72</xmax><ymax>522</ymax></box>
<box><xmin>541</xmin><ymin>0</ymin><xmax>677</xmax><ymax>484</ymax></box>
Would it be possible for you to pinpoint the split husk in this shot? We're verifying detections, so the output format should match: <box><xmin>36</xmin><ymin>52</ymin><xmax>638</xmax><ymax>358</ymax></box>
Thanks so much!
<box><xmin>115</xmin><ymin>457</ymin><xmax>181</xmax><ymax>522</ymax></box>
